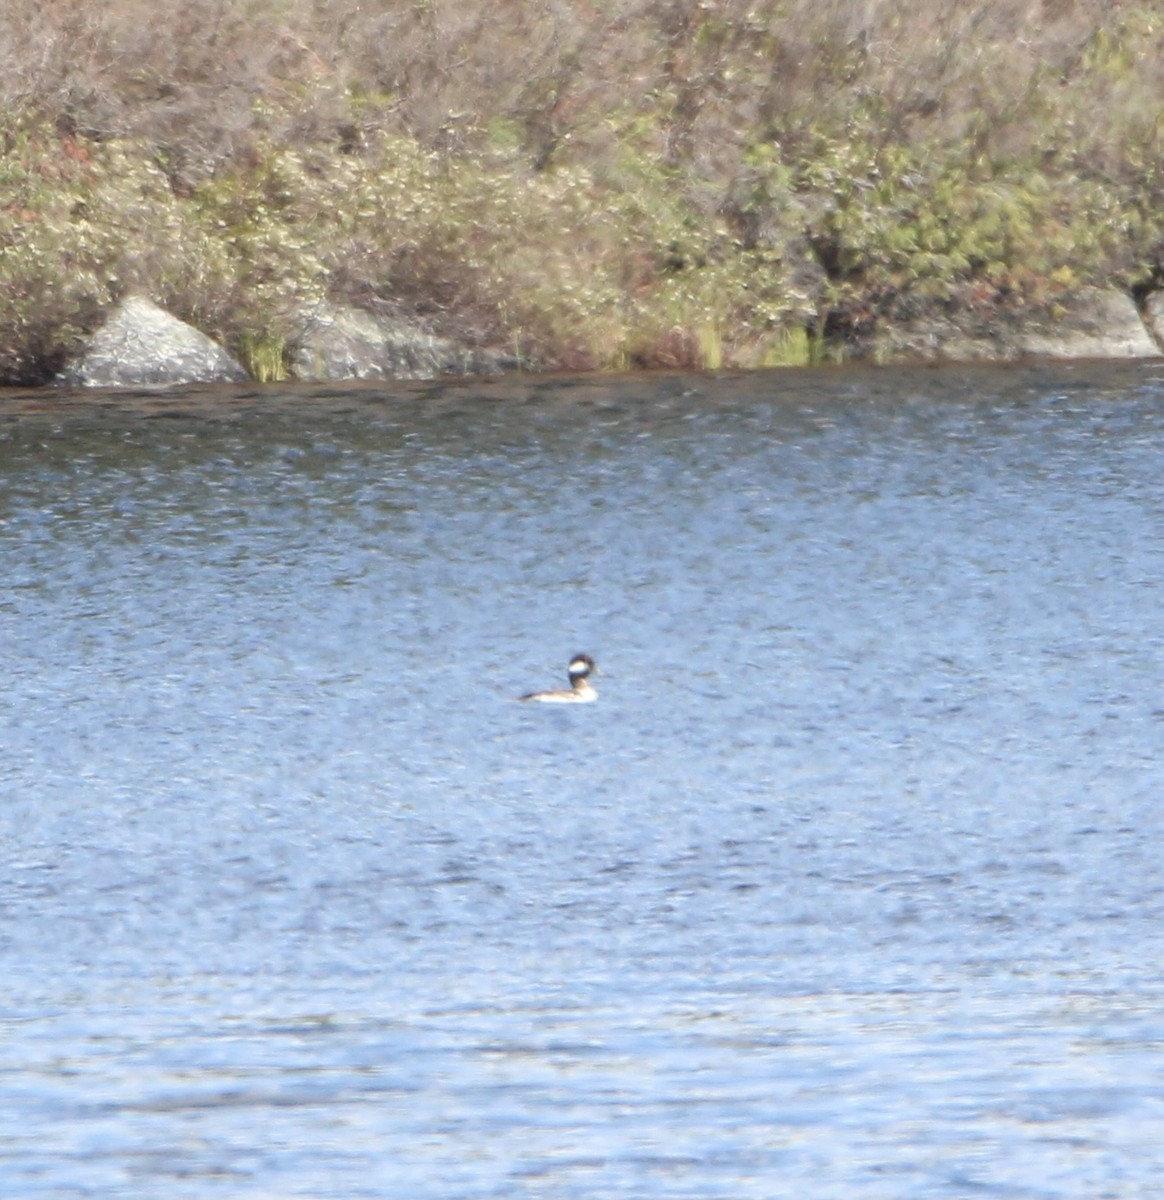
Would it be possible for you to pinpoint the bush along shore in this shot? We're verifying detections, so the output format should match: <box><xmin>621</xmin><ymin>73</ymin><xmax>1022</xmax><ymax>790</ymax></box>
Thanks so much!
<box><xmin>3</xmin><ymin>0</ymin><xmax>1164</xmax><ymax>387</ymax></box>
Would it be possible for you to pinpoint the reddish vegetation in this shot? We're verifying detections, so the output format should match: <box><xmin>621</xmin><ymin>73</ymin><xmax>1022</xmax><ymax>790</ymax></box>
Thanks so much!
<box><xmin>2</xmin><ymin>1</ymin><xmax>1163</xmax><ymax>382</ymax></box>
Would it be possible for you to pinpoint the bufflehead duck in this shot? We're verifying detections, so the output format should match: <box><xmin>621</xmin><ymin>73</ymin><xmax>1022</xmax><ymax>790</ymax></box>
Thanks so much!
<box><xmin>520</xmin><ymin>654</ymin><xmax>598</xmax><ymax>703</ymax></box>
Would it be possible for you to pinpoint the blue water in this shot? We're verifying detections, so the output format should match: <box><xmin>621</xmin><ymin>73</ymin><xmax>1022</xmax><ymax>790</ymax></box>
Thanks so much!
<box><xmin>2</xmin><ymin>363</ymin><xmax>1164</xmax><ymax>1197</ymax></box>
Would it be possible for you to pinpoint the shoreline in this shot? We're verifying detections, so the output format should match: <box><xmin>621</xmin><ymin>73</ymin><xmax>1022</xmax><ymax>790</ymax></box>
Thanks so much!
<box><xmin>4</xmin><ymin>357</ymin><xmax>1162</xmax><ymax>421</ymax></box>
<box><xmin>26</xmin><ymin>287</ymin><xmax>1164</xmax><ymax>393</ymax></box>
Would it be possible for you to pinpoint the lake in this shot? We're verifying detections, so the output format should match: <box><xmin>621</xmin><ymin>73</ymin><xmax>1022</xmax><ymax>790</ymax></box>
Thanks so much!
<box><xmin>2</xmin><ymin>362</ymin><xmax>1163</xmax><ymax>1198</ymax></box>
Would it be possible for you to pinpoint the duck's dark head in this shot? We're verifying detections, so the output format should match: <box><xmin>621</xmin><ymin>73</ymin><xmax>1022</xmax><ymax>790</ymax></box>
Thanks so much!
<box><xmin>567</xmin><ymin>654</ymin><xmax>596</xmax><ymax>681</ymax></box>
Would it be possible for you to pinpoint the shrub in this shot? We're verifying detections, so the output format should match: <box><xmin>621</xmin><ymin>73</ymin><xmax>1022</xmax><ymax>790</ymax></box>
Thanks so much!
<box><xmin>3</xmin><ymin>0</ymin><xmax>1164</xmax><ymax>380</ymax></box>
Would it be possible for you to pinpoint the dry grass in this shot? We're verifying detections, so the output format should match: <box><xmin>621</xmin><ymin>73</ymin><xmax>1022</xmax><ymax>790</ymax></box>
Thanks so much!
<box><xmin>2</xmin><ymin>0</ymin><xmax>1164</xmax><ymax>381</ymax></box>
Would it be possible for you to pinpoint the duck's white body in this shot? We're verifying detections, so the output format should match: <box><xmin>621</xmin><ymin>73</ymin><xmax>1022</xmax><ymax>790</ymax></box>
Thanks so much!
<box><xmin>524</xmin><ymin>678</ymin><xmax>597</xmax><ymax>704</ymax></box>
<box><xmin>520</xmin><ymin>655</ymin><xmax>598</xmax><ymax>703</ymax></box>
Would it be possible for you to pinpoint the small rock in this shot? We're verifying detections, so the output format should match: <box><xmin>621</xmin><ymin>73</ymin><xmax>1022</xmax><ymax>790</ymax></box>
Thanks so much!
<box><xmin>55</xmin><ymin>296</ymin><xmax>249</xmax><ymax>388</ymax></box>
<box><xmin>291</xmin><ymin>303</ymin><xmax>516</xmax><ymax>382</ymax></box>
<box><xmin>867</xmin><ymin>316</ymin><xmax>1007</xmax><ymax>364</ymax></box>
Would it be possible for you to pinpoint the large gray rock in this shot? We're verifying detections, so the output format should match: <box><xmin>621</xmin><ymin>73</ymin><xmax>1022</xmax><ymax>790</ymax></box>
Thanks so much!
<box><xmin>55</xmin><ymin>296</ymin><xmax>248</xmax><ymax>387</ymax></box>
<box><xmin>867</xmin><ymin>287</ymin><xmax>1158</xmax><ymax>364</ymax></box>
<box><xmin>1015</xmin><ymin>288</ymin><xmax>1158</xmax><ymax>359</ymax></box>
<box><xmin>291</xmin><ymin>303</ymin><xmax>516</xmax><ymax>381</ymax></box>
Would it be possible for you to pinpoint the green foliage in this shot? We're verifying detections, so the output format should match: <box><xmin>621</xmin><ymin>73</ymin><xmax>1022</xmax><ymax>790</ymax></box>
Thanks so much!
<box><xmin>237</xmin><ymin>331</ymin><xmax>288</xmax><ymax>382</ymax></box>
<box><xmin>4</xmin><ymin>0</ymin><xmax>1164</xmax><ymax>381</ymax></box>
<box><xmin>0</xmin><ymin>131</ymin><xmax>110</xmax><ymax>381</ymax></box>
<box><xmin>789</xmin><ymin>132</ymin><xmax>1145</xmax><ymax>316</ymax></box>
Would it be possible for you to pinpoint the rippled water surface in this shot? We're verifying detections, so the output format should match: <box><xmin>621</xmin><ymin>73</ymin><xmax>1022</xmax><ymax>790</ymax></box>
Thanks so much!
<box><xmin>2</xmin><ymin>363</ymin><xmax>1164</xmax><ymax>1198</ymax></box>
